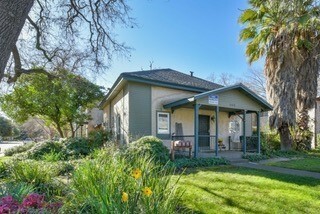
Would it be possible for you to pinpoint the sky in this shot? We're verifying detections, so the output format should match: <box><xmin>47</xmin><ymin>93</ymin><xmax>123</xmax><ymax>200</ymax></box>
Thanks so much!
<box><xmin>97</xmin><ymin>0</ymin><xmax>263</xmax><ymax>88</ymax></box>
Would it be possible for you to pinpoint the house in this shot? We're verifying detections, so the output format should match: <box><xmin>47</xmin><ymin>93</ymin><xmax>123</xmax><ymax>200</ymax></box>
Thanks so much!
<box><xmin>99</xmin><ymin>69</ymin><xmax>272</xmax><ymax>157</ymax></box>
<box><xmin>75</xmin><ymin>107</ymin><xmax>104</xmax><ymax>137</ymax></box>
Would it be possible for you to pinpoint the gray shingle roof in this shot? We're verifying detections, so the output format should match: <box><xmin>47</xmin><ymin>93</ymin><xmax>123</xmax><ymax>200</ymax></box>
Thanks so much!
<box><xmin>122</xmin><ymin>68</ymin><xmax>223</xmax><ymax>91</ymax></box>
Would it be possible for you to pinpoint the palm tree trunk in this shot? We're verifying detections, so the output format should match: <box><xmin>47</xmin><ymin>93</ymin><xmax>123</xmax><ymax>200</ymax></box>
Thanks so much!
<box><xmin>278</xmin><ymin>124</ymin><xmax>292</xmax><ymax>150</ymax></box>
<box><xmin>295</xmin><ymin>52</ymin><xmax>319</xmax><ymax>150</ymax></box>
<box><xmin>265</xmin><ymin>37</ymin><xmax>296</xmax><ymax>151</ymax></box>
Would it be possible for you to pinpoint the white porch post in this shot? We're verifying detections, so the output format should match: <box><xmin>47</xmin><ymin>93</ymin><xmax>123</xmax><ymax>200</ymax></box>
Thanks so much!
<box><xmin>243</xmin><ymin>110</ymin><xmax>247</xmax><ymax>155</ymax></box>
<box><xmin>215</xmin><ymin>105</ymin><xmax>219</xmax><ymax>156</ymax></box>
<box><xmin>194</xmin><ymin>103</ymin><xmax>201</xmax><ymax>158</ymax></box>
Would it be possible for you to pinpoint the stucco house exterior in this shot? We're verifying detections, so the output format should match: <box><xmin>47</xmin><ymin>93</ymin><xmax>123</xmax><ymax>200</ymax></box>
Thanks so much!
<box><xmin>99</xmin><ymin>69</ymin><xmax>272</xmax><ymax>157</ymax></box>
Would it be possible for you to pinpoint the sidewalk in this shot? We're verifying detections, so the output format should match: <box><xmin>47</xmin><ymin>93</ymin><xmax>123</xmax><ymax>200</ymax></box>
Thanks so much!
<box><xmin>232</xmin><ymin>162</ymin><xmax>320</xmax><ymax>179</ymax></box>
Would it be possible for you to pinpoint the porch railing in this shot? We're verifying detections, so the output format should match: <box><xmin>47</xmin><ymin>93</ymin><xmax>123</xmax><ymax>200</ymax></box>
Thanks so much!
<box><xmin>172</xmin><ymin>135</ymin><xmax>217</xmax><ymax>152</ymax></box>
<box><xmin>240</xmin><ymin>135</ymin><xmax>259</xmax><ymax>152</ymax></box>
<box><xmin>172</xmin><ymin>135</ymin><xmax>260</xmax><ymax>153</ymax></box>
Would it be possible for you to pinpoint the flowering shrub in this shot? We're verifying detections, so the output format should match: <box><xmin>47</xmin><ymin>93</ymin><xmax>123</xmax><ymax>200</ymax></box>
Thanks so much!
<box><xmin>64</xmin><ymin>148</ymin><xmax>181</xmax><ymax>213</ymax></box>
<box><xmin>0</xmin><ymin>193</ymin><xmax>62</xmax><ymax>213</ymax></box>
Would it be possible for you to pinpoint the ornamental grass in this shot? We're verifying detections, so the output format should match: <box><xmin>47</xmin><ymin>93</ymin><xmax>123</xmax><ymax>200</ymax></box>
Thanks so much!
<box><xmin>62</xmin><ymin>147</ymin><xmax>182</xmax><ymax>213</ymax></box>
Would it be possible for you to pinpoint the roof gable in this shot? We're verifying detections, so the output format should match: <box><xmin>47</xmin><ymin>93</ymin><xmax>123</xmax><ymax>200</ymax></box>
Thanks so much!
<box><xmin>164</xmin><ymin>84</ymin><xmax>272</xmax><ymax>112</ymax></box>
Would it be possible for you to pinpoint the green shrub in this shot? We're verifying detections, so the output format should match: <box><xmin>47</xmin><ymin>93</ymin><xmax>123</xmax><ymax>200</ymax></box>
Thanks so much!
<box><xmin>290</xmin><ymin>126</ymin><xmax>313</xmax><ymax>151</ymax></box>
<box><xmin>125</xmin><ymin>136</ymin><xmax>170</xmax><ymax>165</ymax></box>
<box><xmin>88</xmin><ymin>130</ymin><xmax>112</xmax><ymax>147</ymax></box>
<box><xmin>4</xmin><ymin>142</ymin><xmax>35</xmax><ymax>156</ymax></box>
<box><xmin>63</xmin><ymin>148</ymin><xmax>181</xmax><ymax>213</ymax></box>
<box><xmin>242</xmin><ymin>154</ymin><xmax>269</xmax><ymax>162</ymax></box>
<box><xmin>62</xmin><ymin>137</ymin><xmax>92</xmax><ymax>158</ymax></box>
<box><xmin>27</xmin><ymin>141</ymin><xmax>64</xmax><ymax>160</ymax></box>
<box><xmin>270</xmin><ymin>150</ymin><xmax>302</xmax><ymax>158</ymax></box>
<box><xmin>0</xmin><ymin>162</ymin><xmax>8</xmax><ymax>179</ymax></box>
<box><xmin>172</xmin><ymin>157</ymin><xmax>229</xmax><ymax>169</ymax></box>
<box><xmin>261</xmin><ymin>130</ymin><xmax>281</xmax><ymax>155</ymax></box>
<box><xmin>0</xmin><ymin>182</ymin><xmax>34</xmax><ymax>201</ymax></box>
<box><xmin>8</xmin><ymin>160</ymin><xmax>56</xmax><ymax>188</ymax></box>
<box><xmin>50</xmin><ymin>161</ymin><xmax>76</xmax><ymax>176</ymax></box>
<box><xmin>42</xmin><ymin>151</ymin><xmax>65</xmax><ymax>162</ymax></box>
<box><xmin>6</xmin><ymin>160</ymin><xmax>67</xmax><ymax>199</ymax></box>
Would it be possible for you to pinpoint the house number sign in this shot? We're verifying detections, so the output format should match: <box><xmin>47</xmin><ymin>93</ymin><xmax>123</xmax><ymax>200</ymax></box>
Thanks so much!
<box><xmin>208</xmin><ymin>95</ymin><xmax>219</xmax><ymax>105</ymax></box>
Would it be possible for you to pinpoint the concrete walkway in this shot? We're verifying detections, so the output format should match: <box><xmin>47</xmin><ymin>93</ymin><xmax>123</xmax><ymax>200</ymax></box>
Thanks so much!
<box><xmin>232</xmin><ymin>162</ymin><xmax>320</xmax><ymax>179</ymax></box>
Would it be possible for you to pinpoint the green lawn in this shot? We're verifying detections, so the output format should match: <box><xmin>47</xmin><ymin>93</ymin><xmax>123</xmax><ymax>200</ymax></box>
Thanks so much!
<box><xmin>176</xmin><ymin>166</ymin><xmax>320</xmax><ymax>214</ymax></box>
<box><xmin>267</xmin><ymin>158</ymin><xmax>320</xmax><ymax>173</ymax></box>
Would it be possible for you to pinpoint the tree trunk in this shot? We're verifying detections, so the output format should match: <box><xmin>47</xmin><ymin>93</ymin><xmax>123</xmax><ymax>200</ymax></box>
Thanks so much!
<box><xmin>0</xmin><ymin>0</ymin><xmax>34</xmax><ymax>80</ymax></box>
<box><xmin>265</xmin><ymin>35</ymin><xmax>296</xmax><ymax>151</ymax></box>
<box><xmin>56</xmin><ymin>124</ymin><xmax>64</xmax><ymax>138</ymax></box>
<box><xmin>69</xmin><ymin>121</ymin><xmax>75</xmax><ymax>138</ymax></box>
<box><xmin>278</xmin><ymin>124</ymin><xmax>292</xmax><ymax>150</ymax></box>
<box><xmin>294</xmin><ymin>51</ymin><xmax>319</xmax><ymax>149</ymax></box>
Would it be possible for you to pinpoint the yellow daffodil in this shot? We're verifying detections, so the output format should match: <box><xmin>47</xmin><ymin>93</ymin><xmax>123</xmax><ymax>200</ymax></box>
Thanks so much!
<box><xmin>142</xmin><ymin>187</ymin><xmax>152</xmax><ymax>197</ymax></box>
<box><xmin>132</xmin><ymin>168</ymin><xmax>142</xmax><ymax>179</ymax></box>
<box><xmin>122</xmin><ymin>192</ymin><xmax>128</xmax><ymax>202</ymax></box>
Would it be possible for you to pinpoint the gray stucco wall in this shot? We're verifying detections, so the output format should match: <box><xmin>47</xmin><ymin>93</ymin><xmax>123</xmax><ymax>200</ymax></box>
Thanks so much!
<box><xmin>128</xmin><ymin>82</ymin><xmax>152</xmax><ymax>139</ymax></box>
<box><xmin>197</xmin><ymin>89</ymin><xmax>263</xmax><ymax>111</ymax></box>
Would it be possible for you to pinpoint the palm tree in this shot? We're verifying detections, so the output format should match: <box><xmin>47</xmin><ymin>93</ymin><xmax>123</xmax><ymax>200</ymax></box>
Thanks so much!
<box><xmin>239</xmin><ymin>0</ymin><xmax>320</xmax><ymax>150</ymax></box>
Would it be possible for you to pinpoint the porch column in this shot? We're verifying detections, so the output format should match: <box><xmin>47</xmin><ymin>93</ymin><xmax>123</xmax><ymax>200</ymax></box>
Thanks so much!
<box><xmin>243</xmin><ymin>110</ymin><xmax>247</xmax><ymax>155</ymax></box>
<box><xmin>215</xmin><ymin>105</ymin><xmax>219</xmax><ymax>156</ymax></box>
<box><xmin>194</xmin><ymin>103</ymin><xmax>201</xmax><ymax>158</ymax></box>
<box><xmin>257</xmin><ymin>111</ymin><xmax>261</xmax><ymax>154</ymax></box>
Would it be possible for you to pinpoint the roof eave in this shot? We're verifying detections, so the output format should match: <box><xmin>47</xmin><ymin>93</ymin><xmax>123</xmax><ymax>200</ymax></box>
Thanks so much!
<box><xmin>123</xmin><ymin>75</ymin><xmax>216</xmax><ymax>93</ymax></box>
<box><xmin>98</xmin><ymin>74</ymin><xmax>125</xmax><ymax>108</ymax></box>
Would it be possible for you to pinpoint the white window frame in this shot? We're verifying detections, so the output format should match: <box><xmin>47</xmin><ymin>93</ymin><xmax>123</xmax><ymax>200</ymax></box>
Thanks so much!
<box><xmin>157</xmin><ymin>112</ymin><xmax>170</xmax><ymax>134</ymax></box>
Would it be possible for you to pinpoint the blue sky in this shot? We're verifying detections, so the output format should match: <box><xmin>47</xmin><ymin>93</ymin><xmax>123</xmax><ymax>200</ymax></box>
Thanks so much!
<box><xmin>96</xmin><ymin>0</ymin><xmax>263</xmax><ymax>88</ymax></box>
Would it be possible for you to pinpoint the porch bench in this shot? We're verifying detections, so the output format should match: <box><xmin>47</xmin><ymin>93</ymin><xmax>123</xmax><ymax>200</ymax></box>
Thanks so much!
<box><xmin>171</xmin><ymin>140</ymin><xmax>192</xmax><ymax>160</ymax></box>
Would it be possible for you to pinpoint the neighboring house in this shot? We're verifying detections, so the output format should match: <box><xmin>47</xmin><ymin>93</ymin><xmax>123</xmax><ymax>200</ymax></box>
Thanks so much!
<box><xmin>75</xmin><ymin>107</ymin><xmax>104</xmax><ymax>137</ymax></box>
<box><xmin>99</xmin><ymin>69</ymin><xmax>272</xmax><ymax>157</ymax></box>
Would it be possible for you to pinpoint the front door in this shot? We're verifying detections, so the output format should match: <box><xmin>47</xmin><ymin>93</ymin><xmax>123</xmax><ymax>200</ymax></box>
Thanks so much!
<box><xmin>199</xmin><ymin>115</ymin><xmax>210</xmax><ymax>149</ymax></box>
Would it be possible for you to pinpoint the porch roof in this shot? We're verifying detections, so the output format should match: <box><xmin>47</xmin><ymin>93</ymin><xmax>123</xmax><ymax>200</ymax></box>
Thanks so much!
<box><xmin>163</xmin><ymin>83</ymin><xmax>273</xmax><ymax>112</ymax></box>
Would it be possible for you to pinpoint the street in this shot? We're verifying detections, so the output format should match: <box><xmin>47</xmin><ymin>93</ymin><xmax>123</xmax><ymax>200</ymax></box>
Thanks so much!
<box><xmin>0</xmin><ymin>141</ymin><xmax>24</xmax><ymax>155</ymax></box>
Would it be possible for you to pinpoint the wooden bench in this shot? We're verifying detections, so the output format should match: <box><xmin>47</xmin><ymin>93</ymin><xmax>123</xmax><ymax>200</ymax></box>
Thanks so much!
<box><xmin>171</xmin><ymin>140</ymin><xmax>192</xmax><ymax>160</ymax></box>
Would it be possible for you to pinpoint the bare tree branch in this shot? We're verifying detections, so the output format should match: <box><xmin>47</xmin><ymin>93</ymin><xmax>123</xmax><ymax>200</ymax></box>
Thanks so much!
<box><xmin>7</xmin><ymin>45</ymin><xmax>54</xmax><ymax>83</ymax></box>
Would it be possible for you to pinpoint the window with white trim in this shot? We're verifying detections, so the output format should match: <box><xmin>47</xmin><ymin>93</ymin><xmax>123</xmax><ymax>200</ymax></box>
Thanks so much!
<box><xmin>157</xmin><ymin>112</ymin><xmax>170</xmax><ymax>134</ymax></box>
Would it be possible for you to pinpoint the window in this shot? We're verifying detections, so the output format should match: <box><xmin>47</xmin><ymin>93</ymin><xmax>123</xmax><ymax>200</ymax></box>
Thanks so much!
<box><xmin>229</xmin><ymin>120</ymin><xmax>240</xmax><ymax>133</ymax></box>
<box><xmin>157</xmin><ymin>112</ymin><xmax>170</xmax><ymax>134</ymax></box>
<box><xmin>116</xmin><ymin>114</ymin><xmax>121</xmax><ymax>141</ymax></box>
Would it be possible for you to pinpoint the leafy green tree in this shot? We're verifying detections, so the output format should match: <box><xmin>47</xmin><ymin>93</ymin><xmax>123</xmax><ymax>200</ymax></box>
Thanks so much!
<box><xmin>0</xmin><ymin>116</ymin><xmax>14</xmax><ymax>137</ymax></box>
<box><xmin>239</xmin><ymin>0</ymin><xmax>320</xmax><ymax>150</ymax></box>
<box><xmin>0</xmin><ymin>70</ymin><xmax>104</xmax><ymax>138</ymax></box>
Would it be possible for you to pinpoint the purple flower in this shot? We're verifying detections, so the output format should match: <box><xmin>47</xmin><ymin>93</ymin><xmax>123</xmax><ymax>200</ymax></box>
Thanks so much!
<box><xmin>0</xmin><ymin>195</ymin><xmax>19</xmax><ymax>213</ymax></box>
<box><xmin>21</xmin><ymin>193</ymin><xmax>45</xmax><ymax>208</ymax></box>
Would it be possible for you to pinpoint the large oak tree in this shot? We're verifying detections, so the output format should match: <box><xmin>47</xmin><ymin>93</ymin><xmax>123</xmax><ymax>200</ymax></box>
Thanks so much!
<box><xmin>0</xmin><ymin>0</ymin><xmax>133</xmax><ymax>83</ymax></box>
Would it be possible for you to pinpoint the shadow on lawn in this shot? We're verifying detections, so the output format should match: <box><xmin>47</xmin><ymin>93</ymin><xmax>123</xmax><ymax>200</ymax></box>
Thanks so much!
<box><xmin>183</xmin><ymin>165</ymin><xmax>320</xmax><ymax>187</ymax></box>
<box><xmin>190</xmin><ymin>183</ymin><xmax>258</xmax><ymax>214</ymax></box>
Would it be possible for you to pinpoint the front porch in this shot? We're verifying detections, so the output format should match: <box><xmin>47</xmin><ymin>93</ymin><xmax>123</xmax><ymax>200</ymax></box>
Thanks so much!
<box><xmin>164</xmin><ymin>84</ymin><xmax>273</xmax><ymax>158</ymax></box>
<box><xmin>171</xmin><ymin>132</ymin><xmax>261</xmax><ymax>158</ymax></box>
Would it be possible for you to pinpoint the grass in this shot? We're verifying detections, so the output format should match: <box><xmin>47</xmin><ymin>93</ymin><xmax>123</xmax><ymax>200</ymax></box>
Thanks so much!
<box><xmin>176</xmin><ymin>166</ymin><xmax>320</xmax><ymax>214</ymax></box>
<box><xmin>267</xmin><ymin>157</ymin><xmax>320</xmax><ymax>173</ymax></box>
